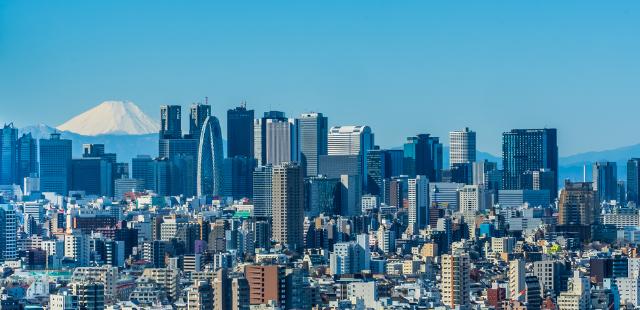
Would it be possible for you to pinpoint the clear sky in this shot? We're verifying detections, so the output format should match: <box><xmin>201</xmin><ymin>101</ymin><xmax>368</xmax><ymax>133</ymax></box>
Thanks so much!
<box><xmin>1</xmin><ymin>1</ymin><xmax>639</xmax><ymax>155</ymax></box>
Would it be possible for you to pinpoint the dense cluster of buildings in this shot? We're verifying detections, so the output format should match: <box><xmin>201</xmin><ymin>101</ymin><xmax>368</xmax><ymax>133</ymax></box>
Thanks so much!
<box><xmin>0</xmin><ymin>103</ymin><xmax>640</xmax><ymax>309</ymax></box>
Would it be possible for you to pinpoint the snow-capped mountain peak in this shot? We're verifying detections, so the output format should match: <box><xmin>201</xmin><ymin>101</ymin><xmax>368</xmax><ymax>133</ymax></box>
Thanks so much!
<box><xmin>57</xmin><ymin>101</ymin><xmax>159</xmax><ymax>136</ymax></box>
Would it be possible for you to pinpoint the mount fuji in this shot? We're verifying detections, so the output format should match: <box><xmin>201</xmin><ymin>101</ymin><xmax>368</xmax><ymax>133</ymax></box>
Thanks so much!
<box><xmin>57</xmin><ymin>100</ymin><xmax>159</xmax><ymax>136</ymax></box>
<box><xmin>21</xmin><ymin>101</ymin><xmax>160</xmax><ymax>165</ymax></box>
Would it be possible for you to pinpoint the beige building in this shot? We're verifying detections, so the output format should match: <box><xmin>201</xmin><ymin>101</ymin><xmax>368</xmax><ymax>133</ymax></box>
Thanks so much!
<box><xmin>271</xmin><ymin>162</ymin><xmax>304</xmax><ymax>251</ymax></box>
<box><xmin>440</xmin><ymin>253</ymin><xmax>470</xmax><ymax>309</ymax></box>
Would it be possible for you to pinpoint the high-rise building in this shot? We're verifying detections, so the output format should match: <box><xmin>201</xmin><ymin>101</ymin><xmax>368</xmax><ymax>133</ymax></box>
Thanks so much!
<box><xmin>74</xmin><ymin>282</ymin><xmax>105</xmax><ymax>310</ymax></box>
<box><xmin>16</xmin><ymin>133</ymin><xmax>38</xmax><ymax>185</ymax></box>
<box><xmin>472</xmin><ymin>160</ymin><xmax>499</xmax><ymax>189</ymax></box>
<box><xmin>271</xmin><ymin>162</ymin><xmax>304</xmax><ymax>250</ymax></box>
<box><xmin>253</xmin><ymin>165</ymin><xmax>273</xmax><ymax>218</ymax></box>
<box><xmin>558</xmin><ymin>181</ymin><xmax>597</xmax><ymax>226</ymax></box>
<box><xmin>222</xmin><ymin>156</ymin><xmax>256</xmax><ymax>200</ymax></box>
<box><xmin>189</xmin><ymin>103</ymin><xmax>211</xmax><ymax>139</ymax></box>
<box><xmin>227</xmin><ymin>104</ymin><xmax>254</xmax><ymax>158</ymax></box>
<box><xmin>187</xmin><ymin>280</ymin><xmax>214</xmax><ymax>310</ymax></box>
<box><xmin>131</xmin><ymin>155</ymin><xmax>154</xmax><ymax>190</ymax></box>
<box><xmin>158</xmin><ymin>105</ymin><xmax>198</xmax><ymax>196</ymax></box>
<box><xmin>509</xmin><ymin>259</ymin><xmax>526</xmax><ymax>301</ymax></box>
<box><xmin>502</xmin><ymin>128</ymin><xmax>558</xmax><ymax>201</ymax></box>
<box><xmin>39</xmin><ymin>132</ymin><xmax>72</xmax><ymax>194</ymax></box>
<box><xmin>441</xmin><ymin>253</ymin><xmax>471</xmax><ymax>309</ymax></box>
<box><xmin>366</xmin><ymin>148</ymin><xmax>387</xmax><ymax>195</ymax></box>
<box><xmin>0</xmin><ymin>124</ymin><xmax>18</xmax><ymax>185</ymax></box>
<box><xmin>593</xmin><ymin>161</ymin><xmax>618</xmax><ymax>203</ymax></box>
<box><xmin>340</xmin><ymin>174</ymin><xmax>361</xmax><ymax>217</ymax></box>
<box><xmin>408</xmin><ymin>175</ymin><xmax>429</xmax><ymax>233</ymax></box>
<box><xmin>459</xmin><ymin>185</ymin><xmax>489</xmax><ymax>213</ymax></box>
<box><xmin>160</xmin><ymin>105</ymin><xmax>182</xmax><ymax>139</ymax></box>
<box><xmin>305</xmin><ymin>176</ymin><xmax>340</xmax><ymax>217</ymax></box>
<box><xmin>557</xmin><ymin>271</ymin><xmax>591</xmax><ymax>310</ymax></box>
<box><xmin>628</xmin><ymin>158</ymin><xmax>640</xmax><ymax>206</ymax></box>
<box><xmin>295</xmin><ymin>112</ymin><xmax>328</xmax><ymax>177</ymax></box>
<box><xmin>329</xmin><ymin>235</ymin><xmax>370</xmax><ymax>275</ymax></box>
<box><xmin>196</xmin><ymin>115</ymin><xmax>224</xmax><ymax>197</ymax></box>
<box><xmin>71</xmin><ymin>158</ymin><xmax>113</xmax><ymax>197</ymax></box>
<box><xmin>449</xmin><ymin>127</ymin><xmax>476</xmax><ymax>167</ymax></box>
<box><xmin>403</xmin><ymin>133</ymin><xmax>442</xmax><ymax>181</ymax></box>
<box><xmin>328</xmin><ymin>125</ymin><xmax>374</xmax><ymax>187</ymax></box>
<box><xmin>254</xmin><ymin>111</ymin><xmax>294</xmax><ymax>166</ymax></box>
<box><xmin>244</xmin><ymin>265</ymin><xmax>286</xmax><ymax>306</ymax></box>
<box><xmin>0</xmin><ymin>204</ymin><xmax>17</xmax><ymax>262</ymax></box>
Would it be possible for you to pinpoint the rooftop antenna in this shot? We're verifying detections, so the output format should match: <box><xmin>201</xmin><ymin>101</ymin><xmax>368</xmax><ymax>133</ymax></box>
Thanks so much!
<box><xmin>205</xmin><ymin>96</ymin><xmax>208</xmax><ymax>105</ymax></box>
<box><xmin>583</xmin><ymin>163</ymin><xmax>586</xmax><ymax>182</ymax></box>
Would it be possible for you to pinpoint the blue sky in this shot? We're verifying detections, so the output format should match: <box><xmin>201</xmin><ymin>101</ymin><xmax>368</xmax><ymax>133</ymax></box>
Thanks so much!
<box><xmin>1</xmin><ymin>1</ymin><xmax>639</xmax><ymax>155</ymax></box>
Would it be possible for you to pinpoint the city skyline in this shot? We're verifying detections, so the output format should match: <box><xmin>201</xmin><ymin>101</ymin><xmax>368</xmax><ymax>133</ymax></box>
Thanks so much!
<box><xmin>3</xmin><ymin>1</ymin><xmax>640</xmax><ymax>155</ymax></box>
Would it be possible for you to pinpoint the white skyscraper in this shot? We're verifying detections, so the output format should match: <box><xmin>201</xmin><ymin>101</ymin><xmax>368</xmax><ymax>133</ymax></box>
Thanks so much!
<box><xmin>449</xmin><ymin>127</ymin><xmax>476</xmax><ymax>167</ymax></box>
<box><xmin>328</xmin><ymin>125</ymin><xmax>374</xmax><ymax>187</ymax></box>
<box><xmin>408</xmin><ymin>175</ymin><xmax>429</xmax><ymax>234</ymax></box>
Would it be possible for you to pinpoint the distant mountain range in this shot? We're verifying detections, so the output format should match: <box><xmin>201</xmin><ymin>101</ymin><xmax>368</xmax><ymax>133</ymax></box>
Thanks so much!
<box><xmin>21</xmin><ymin>124</ymin><xmax>158</xmax><ymax>165</ymax></box>
<box><xmin>443</xmin><ymin>145</ymin><xmax>640</xmax><ymax>183</ymax></box>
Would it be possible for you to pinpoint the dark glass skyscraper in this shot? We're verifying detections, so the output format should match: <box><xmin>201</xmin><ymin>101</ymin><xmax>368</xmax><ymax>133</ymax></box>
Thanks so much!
<box><xmin>502</xmin><ymin>128</ymin><xmax>558</xmax><ymax>201</ymax></box>
<box><xmin>227</xmin><ymin>104</ymin><xmax>254</xmax><ymax>158</ymax></box>
<box><xmin>366</xmin><ymin>148</ymin><xmax>386</xmax><ymax>195</ymax></box>
<box><xmin>627</xmin><ymin>158</ymin><xmax>640</xmax><ymax>205</ymax></box>
<box><xmin>160</xmin><ymin>105</ymin><xmax>182</xmax><ymax>139</ymax></box>
<box><xmin>0</xmin><ymin>123</ymin><xmax>18</xmax><ymax>185</ymax></box>
<box><xmin>295</xmin><ymin>112</ymin><xmax>328</xmax><ymax>177</ymax></box>
<box><xmin>403</xmin><ymin>134</ymin><xmax>442</xmax><ymax>181</ymax></box>
<box><xmin>16</xmin><ymin>133</ymin><xmax>37</xmax><ymax>185</ymax></box>
<box><xmin>189</xmin><ymin>103</ymin><xmax>211</xmax><ymax>139</ymax></box>
<box><xmin>593</xmin><ymin>161</ymin><xmax>618</xmax><ymax>203</ymax></box>
<box><xmin>39</xmin><ymin>132</ymin><xmax>72</xmax><ymax>194</ymax></box>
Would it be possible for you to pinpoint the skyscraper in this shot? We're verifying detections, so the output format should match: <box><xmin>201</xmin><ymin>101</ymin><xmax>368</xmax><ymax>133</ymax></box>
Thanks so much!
<box><xmin>366</xmin><ymin>148</ymin><xmax>386</xmax><ymax>195</ymax></box>
<box><xmin>253</xmin><ymin>165</ymin><xmax>273</xmax><ymax>218</ymax></box>
<box><xmin>39</xmin><ymin>132</ymin><xmax>72</xmax><ymax>194</ymax></box>
<box><xmin>196</xmin><ymin>116</ymin><xmax>224</xmax><ymax>197</ymax></box>
<box><xmin>16</xmin><ymin>133</ymin><xmax>38</xmax><ymax>184</ymax></box>
<box><xmin>441</xmin><ymin>253</ymin><xmax>471</xmax><ymax>309</ymax></box>
<box><xmin>449</xmin><ymin>127</ymin><xmax>476</xmax><ymax>167</ymax></box>
<box><xmin>158</xmin><ymin>105</ymin><xmax>198</xmax><ymax>196</ymax></box>
<box><xmin>271</xmin><ymin>162</ymin><xmax>304</xmax><ymax>251</ymax></box>
<box><xmin>295</xmin><ymin>112</ymin><xmax>328</xmax><ymax>177</ymax></box>
<box><xmin>227</xmin><ymin>104</ymin><xmax>254</xmax><ymax>158</ymax></box>
<box><xmin>0</xmin><ymin>123</ymin><xmax>18</xmax><ymax>185</ymax></box>
<box><xmin>558</xmin><ymin>180</ymin><xmax>597</xmax><ymax>226</ymax></box>
<box><xmin>403</xmin><ymin>133</ymin><xmax>442</xmax><ymax>181</ymax></box>
<box><xmin>189</xmin><ymin>103</ymin><xmax>211</xmax><ymax>139</ymax></box>
<box><xmin>628</xmin><ymin>158</ymin><xmax>640</xmax><ymax>205</ymax></box>
<box><xmin>328</xmin><ymin>125</ymin><xmax>374</xmax><ymax>188</ymax></box>
<box><xmin>222</xmin><ymin>156</ymin><xmax>256</xmax><ymax>200</ymax></box>
<box><xmin>0</xmin><ymin>204</ymin><xmax>17</xmax><ymax>262</ymax></box>
<box><xmin>254</xmin><ymin>111</ymin><xmax>294</xmax><ymax>166</ymax></box>
<box><xmin>502</xmin><ymin>128</ymin><xmax>558</xmax><ymax>200</ymax></box>
<box><xmin>408</xmin><ymin>175</ymin><xmax>429</xmax><ymax>234</ymax></box>
<box><xmin>160</xmin><ymin>105</ymin><xmax>182</xmax><ymax>139</ymax></box>
<box><xmin>593</xmin><ymin>161</ymin><xmax>618</xmax><ymax>203</ymax></box>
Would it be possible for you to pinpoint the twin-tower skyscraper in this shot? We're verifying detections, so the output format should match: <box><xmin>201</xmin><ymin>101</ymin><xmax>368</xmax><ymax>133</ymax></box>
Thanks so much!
<box><xmin>159</xmin><ymin>103</ymin><xmax>223</xmax><ymax>197</ymax></box>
